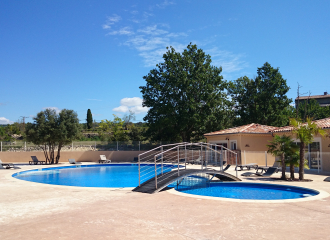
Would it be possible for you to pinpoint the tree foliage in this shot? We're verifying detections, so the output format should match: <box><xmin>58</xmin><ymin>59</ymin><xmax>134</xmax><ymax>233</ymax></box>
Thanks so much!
<box><xmin>140</xmin><ymin>43</ymin><xmax>233</xmax><ymax>142</ymax></box>
<box><xmin>98</xmin><ymin>115</ymin><xmax>128</xmax><ymax>141</ymax></box>
<box><xmin>290</xmin><ymin>118</ymin><xmax>326</xmax><ymax>180</ymax></box>
<box><xmin>267</xmin><ymin>135</ymin><xmax>299</xmax><ymax>180</ymax></box>
<box><xmin>86</xmin><ymin>109</ymin><xmax>93</xmax><ymax>130</ymax></box>
<box><xmin>296</xmin><ymin>99</ymin><xmax>330</xmax><ymax>122</ymax></box>
<box><xmin>229</xmin><ymin>62</ymin><xmax>292</xmax><ymax>127</ymax></box>
<box><xmin>25</xmin><ymin>109</ymin><xmax>80</xmax><ymax>164</ymax></box>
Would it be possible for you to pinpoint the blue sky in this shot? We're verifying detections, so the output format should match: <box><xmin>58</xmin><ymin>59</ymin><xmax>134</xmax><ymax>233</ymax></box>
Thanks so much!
<box><xmin>1</xmin><ymin>0</ymin><xmax>329</xmax><ymax>124</ymax></box>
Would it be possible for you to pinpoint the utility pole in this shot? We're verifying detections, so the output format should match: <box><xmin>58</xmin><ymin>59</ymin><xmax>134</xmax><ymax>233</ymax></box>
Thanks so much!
<box><xmin>20</xmin><ymin>116</ymin><xmax>29</xmax><ymax>133</ymax></box>
<box><xmin>296</xmin><ymin>83</ymin><xmax>307</xmax><ymax>119</ymax></box>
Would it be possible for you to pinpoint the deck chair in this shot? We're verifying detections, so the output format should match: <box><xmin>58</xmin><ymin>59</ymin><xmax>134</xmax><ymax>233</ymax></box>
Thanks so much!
<box><xmin>0</xmin><ymin>159</ymin><xmax>15</xmax><ymax>169</ymax></box>
<box><xmin>241</xmin><ymin>167</ymin><xmax>278</xmax><ymax>177</ymax></box>
<box><xmin>235</xmin><ymin>163</ymin><xmax>258</xmax><ymax>171</ymax></box>
<box><xmin>99</xmin><ymin>155</ymin><xmax>111</xmax><ymax>163</ymax></box>
<box><xmin>68</xmin><ymin>159</ymin><xmax>77</xmax><ymax>164</ymax></box>
<box><xmin>221</xmin><ymin>164</ymin><xmax>231</xmax><ymax>172</ymax></box>
<box><xmin>29</xmin><ymin>156</ymin><xmax>46</xmax><ymax>165</ymax></box>
<box><xmin>256</xmin><ymin>166</ymin><xmax>280</xmax><ymax>174</ymax></box>
<box><xmin>193</xmin><ymin>156</ymin><xmax>202</xmax><ymax>165</ymax></box>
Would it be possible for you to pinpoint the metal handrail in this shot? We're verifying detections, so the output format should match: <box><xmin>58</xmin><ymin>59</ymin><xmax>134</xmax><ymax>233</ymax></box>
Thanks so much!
<box><xmin>138</xmin><ymin>142</ymin><xmax>189</xmax><ymax>157</ymax></box>
<box><xmin>138</xmin><ymin>142</ymin><xmax>239</xmax><ymax>187</ymax></box>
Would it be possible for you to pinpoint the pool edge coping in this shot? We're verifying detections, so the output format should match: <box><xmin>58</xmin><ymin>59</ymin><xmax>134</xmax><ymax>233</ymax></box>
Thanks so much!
<box><xmin>167</xmin><ymin>185</ymin><xmax>330</xmax><ymax>203</ymax></box>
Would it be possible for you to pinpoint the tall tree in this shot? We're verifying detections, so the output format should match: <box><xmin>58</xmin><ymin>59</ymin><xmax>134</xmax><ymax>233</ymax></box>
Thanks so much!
<box><xmin>297</xmin><ymin>99</ymin><xmax>330</xmax><ymax>122</ymax></box>
<box><xmin>140</xmin><ymin>43</ymin><xmax>232</xmax><ymax>142</ymax></box>
<box><xmin>25</xmin><ymin>109</ymin><xmax>80</xmax><ymax>164</ymax></box>
<box><xmin>86</xmin><ymin>109</ymin><xmax>93</xmax><ymax>130</ymax></box>
<box><xmin>290</xmin><ymin>118</ymin><xmax>326</xmax><ymax>180</ymax></box>
<box><xmin>229</xmin><ymin>62</ymin><xmax>291</xmax><ymax>127</ymax></box>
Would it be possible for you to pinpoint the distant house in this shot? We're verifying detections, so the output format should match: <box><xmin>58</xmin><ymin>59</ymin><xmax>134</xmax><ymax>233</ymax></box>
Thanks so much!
<box><xmin>204</xmin><ymin>117</ymin><xmax>330</xmax><ymax>172</ymax></box>
<box><xmin>295</xmin><ymin>92</ymin><xmax>330</xmax><ymax>108</ymax></box>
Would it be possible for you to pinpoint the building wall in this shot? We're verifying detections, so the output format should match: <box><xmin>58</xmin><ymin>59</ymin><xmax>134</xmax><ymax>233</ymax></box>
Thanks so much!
<box><xmin>0</xmin><ymin>151</ymin><xmax>144</xmax><ymax>163</ymax></box>
<box><xmin>275</xmin><ymin>131</ymin><xmax>330</xmax><ymax>172</ymax></box>
<box><xmin>206</xmin><ymin>134</ymin><xmax>275</xmax><ymax>166</ymax></box>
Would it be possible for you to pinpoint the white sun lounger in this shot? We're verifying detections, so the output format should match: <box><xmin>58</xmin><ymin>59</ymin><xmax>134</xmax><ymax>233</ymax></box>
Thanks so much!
<box><xmin>0</xmin><ymin>159</ymin><xmax>15</xmax><ymax>169</ymax></box>
<box><xmin>68</xmin><ymin>159</ymin><xmax>77</xmax><ymax>164</ymax></box>
<box><xmin>99</xmin><ymin>155</ymin><xmax>111</xmax><ymax>163</ymax></box>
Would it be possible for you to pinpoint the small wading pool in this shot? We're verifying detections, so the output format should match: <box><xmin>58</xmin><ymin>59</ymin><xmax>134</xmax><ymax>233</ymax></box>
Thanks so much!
<box><xmin>12</xmin><ymin>164</ymin><xmax>177</xmax><ymax>188</ymax></box>
<box><xmin>174</xmin><ymin>182</ymin><xmax>319</xmax><ymax>200</ymax></box>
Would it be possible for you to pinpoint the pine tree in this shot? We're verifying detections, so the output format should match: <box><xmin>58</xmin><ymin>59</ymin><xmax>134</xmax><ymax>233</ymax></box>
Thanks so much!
<box><xmin>86</xmin><ymin>109</ymin><xmax>93</xmax><ymax>130</ymax></box>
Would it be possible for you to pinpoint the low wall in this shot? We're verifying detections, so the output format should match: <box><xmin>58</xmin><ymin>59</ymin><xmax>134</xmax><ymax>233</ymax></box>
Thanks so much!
<box><xmin>0</xmin><ymin>151</ymin><xmax>145</xmax><ymax>163</ymax></box>
<box><xmin>241</xmin><ymin>151</ymin><xmax>276</xmax><ymax>167</ymax></box>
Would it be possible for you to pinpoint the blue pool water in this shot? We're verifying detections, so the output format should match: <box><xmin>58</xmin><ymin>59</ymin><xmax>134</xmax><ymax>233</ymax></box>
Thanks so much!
<box><xmin>175</xmin><ymin>182</ymin><xmax>319</xmax><ymax>200</ymax></box>
<box><xmin>12</xmin><ymin>164</ymin><xmax>175</xmax><ymax>188</ymax></box>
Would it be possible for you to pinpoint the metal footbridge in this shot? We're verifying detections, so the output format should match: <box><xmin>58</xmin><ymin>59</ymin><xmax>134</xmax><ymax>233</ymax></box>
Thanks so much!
<box><xmin>133</xmin><ymin>142</ymin><xmax>242</xmax><ymax>194</ymax></box>
<box><xmin>133</xmin><ymin>168</ymin><xmax>241</xmax><ymax>194</ymax></box>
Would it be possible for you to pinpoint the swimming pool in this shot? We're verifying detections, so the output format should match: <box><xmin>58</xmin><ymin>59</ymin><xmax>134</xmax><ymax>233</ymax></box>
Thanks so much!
<box><xmin>174</xmin><ymin>182</ymin><xmax>319</xmax><ymax>200</ymax></box>
<box><xmin>12</xmin><ymin>164</ymin><xmax>177</xmax><ymax>188</ymax></box>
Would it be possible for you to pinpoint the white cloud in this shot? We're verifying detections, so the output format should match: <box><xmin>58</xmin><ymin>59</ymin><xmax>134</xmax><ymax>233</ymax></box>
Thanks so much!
<box><xmin>156</xmin><ymin>0</ymin><xmax>175</xmax><ymax>8</ymax></box>
<box><xmin>102</xmin><ymin>14</ymin><xmax>121</xmax><ymax>29</ymax></box>
<box><xmin>102</xmin><ymin>9</ymin><xmax>247</xmax><ymax>73</ymax></box>
<box><xmin>137</xmin><ymin>25</ymin><xmax>168</xmax><ymax>35</ymax></box>
<box><xmin>206</xmin><ymin>47</ymin><xmax>247</xmax><ymax>75</ymax></box>
<box><xmin>113</xmin><ymin>97</ymin><xmax>149</xmax><ymax>114</ymax></box>
<box><xmin>113</xmin><ymin>105</ymin><xmax>129</xmax><ymax>113</ymax></box>
<box><xmin>42</xmin><ymin>107</ymin><xmax>61</xmax><ymax>114</ymax></box>
<box><xmin>130</xmin><ymin>105</ymin><xmax>149</xmax><ymax>114</ymax></box>
<box><xmin>107</xmin><ymin>27</ymin><xmax>134</xmax><ymax>35</ymax></box>
<box><xmin>0</xmin><ymin>117</ymin><xmax>13</xmax><ymax>124</ymax></box>
<box><xmin>120</xmin><ymin>97</ymin><xmax>143</xmax><ymax>106</ymax></box>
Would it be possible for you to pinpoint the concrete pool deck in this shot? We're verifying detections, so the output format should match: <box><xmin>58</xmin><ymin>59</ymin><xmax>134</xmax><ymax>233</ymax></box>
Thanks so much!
<box><xmin>1</xmin><ymin>163</ymin><xmax>330</xmax><ymax>239</ymax></box>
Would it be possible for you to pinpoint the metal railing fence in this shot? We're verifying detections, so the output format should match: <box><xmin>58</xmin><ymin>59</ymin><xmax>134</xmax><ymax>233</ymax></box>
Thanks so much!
<box><xmin>0</xmin><ymin>140</ymin><xmax>178</xmax><ymax>152</ymax></box>
<box><xmin>138</xmin><ymin>142</ymin><xmax>239</xmax><ymax>189</ymax></box>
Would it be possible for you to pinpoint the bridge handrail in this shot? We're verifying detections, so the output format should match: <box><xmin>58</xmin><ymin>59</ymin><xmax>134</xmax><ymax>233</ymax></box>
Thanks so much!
<box><xmin>138</xmin><ymin>142</ymin><xmax>189</xmax><ymax>157</ymax></box>
<box><xmin>138</xmin><ymin>142</ymin><xmax>239</xmax><ymax>188</ymax></box>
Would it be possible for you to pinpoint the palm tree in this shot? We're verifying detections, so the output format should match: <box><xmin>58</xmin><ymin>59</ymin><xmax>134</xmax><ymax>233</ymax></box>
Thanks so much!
<box><xmin>290</xmin><ymin>118</ymin><xmax>326</xmax><ymax>180</ymax></box>
<box><xmin>267</xmin><ymin>135</ymin><xmax>297</xmax><ymax>180</ymax></box>
<box><xmin>284</xmin><ymin>150</ymin><xmax>308</xmax><ymax>180</ymax></box>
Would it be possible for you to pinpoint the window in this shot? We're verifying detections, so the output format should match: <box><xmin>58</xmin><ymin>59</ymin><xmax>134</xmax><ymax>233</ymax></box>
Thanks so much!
<box><xmin>230</xmin><ymin>141</ymin><xmax>237</xmax><ymax>150</ymax></box>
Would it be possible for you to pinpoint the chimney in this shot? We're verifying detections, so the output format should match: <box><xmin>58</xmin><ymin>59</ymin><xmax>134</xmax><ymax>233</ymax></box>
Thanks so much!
<box><xmin>325</xmin><ymin>92</ymin><xmax>328</xmax><ymax>95</ymax></box>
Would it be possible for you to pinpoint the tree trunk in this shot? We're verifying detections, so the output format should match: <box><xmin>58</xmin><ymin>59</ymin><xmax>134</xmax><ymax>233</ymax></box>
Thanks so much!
<box><xmin>42</xmin><ymin>144</ymin><xmax>49</xmax><ymax>164</ymax></box>
<box><xmin>281</xmin><ymin>153</ymin><xmax>286</xmax><ymax>180</ymax></box>
<box><xmin>49</xmin><ymin>143</ymin><xmax>55</xmax><ymax>164</ymax></box>
<box><xmin>56</xmin><ymin>145</ymin><xmax>62</xmax><ymax>164</ymax></box>
<box><xmin>290</xmin><ymin>164</ymin><xmax>295</xmax><ymax>180</ymax></box>
<box><xmin>299</xmin><ymin>142</ymin><xmax>305</xmax><ymax>180</ymax></box>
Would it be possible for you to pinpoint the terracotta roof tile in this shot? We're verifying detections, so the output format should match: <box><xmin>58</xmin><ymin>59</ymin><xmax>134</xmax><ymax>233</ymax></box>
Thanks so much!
<box><xmin>273</xmin><ymin>117</ymin><xmax>330</xmax><ymax>132</ymax></box>
<box><xmin>204</xmin><ymin>123</ymin><xmax>278</xmax><ymax>136</ymax></box>
<box><xmin>205</xmin><ymin>117</ymin><xmax>330</xmax><ymax>136</ymax></box>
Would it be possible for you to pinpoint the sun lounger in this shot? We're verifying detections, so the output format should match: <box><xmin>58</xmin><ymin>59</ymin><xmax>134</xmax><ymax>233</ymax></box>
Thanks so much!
<box><xmin>29</xmin><ymin>156</ymin><xmax>46</xmax><ymax>165</ymax></box>
<box><xmin>69</xmin><ymin>159</ymin><xmax>77</xmax><ymax>164</ymax></box>
<box><xmin>192</xmin><ymin>156</ymin><xmax>202</xmax><ymax>165</ymax></box>
<box><xmin>99</xmin><ymin>155</ymin><xmax>111</xmax><ymax>163</ymax></box>
<box><xmin>222</xmin><ymin>164</ymin><xmax>231</xmax><ymax>172</ymax></box>
<box><xmin>235</xmin><ymin>163</ymin><xmax>258</xmax><ymax>171</ymax></box>
<box><xmin>256</xmin><ymin>166</ymin><xmax>280</xmax><ymax>174</ymax></box>
<box><xmin>0</xmin><ymin>159</ymin><xmax>15</xmax><ymax>169</ymax></box>
<box><xmin>241</xmin><ymin>167</ymin><xmax>278</xmax><ymax>177</ymax></box>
